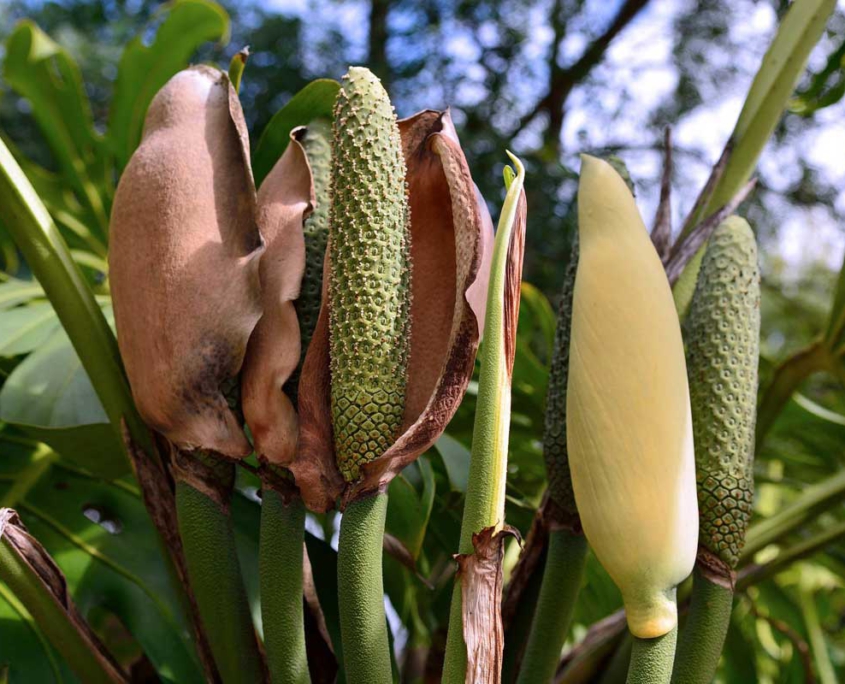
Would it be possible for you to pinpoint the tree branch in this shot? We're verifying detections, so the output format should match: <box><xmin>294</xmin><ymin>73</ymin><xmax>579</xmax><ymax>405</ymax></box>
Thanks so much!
<box><xmin>368</xmin><ymin>0</ymin><xmax>391</xmax><ymax>84</ymax></box>
<box><xmin>518</xmin><ymin>0</ymin><xmax>652</xmax><ymax>151</ymax></box>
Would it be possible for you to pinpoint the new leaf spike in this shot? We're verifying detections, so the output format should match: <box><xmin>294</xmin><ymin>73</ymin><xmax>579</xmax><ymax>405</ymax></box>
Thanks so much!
<box><xmin>329</xmin><ymin>67</ymin><xmax>412</xmax><ymax>482</ymax></box>
<box><xmin>685</xmin><ymin>216</ymin><xmax>760</xmax><ymax>569</ymax></box>
<box><xmin>567</xmin><ymin>155</ymin><xmax>698</xmax><ymax>639</ymax></box>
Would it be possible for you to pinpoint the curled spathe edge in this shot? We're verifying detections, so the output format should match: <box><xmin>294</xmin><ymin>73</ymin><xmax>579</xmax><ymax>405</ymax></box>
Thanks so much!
<box><xmin>290</xmin><ymin>109</ymin><xmax>495</xmax><ymax>512</ymax></box>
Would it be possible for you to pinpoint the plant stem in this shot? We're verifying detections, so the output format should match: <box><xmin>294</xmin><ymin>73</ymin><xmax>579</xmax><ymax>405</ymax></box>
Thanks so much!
<box><xmin>0</xmin><ymin>138</ymin><xmax>151</xmax><ymax>465</ymax></box>
<box><xmin>799</xmin><ymin>588</ymin><xmax>837</xmax><ymax>684</ymax></box>
<box><xmin>260</xmin><ymin>490</ymin><xmax>310</xmax><ymax>684</ymax></box>
<box><xmin>516</xmin><ymin>529</ymin><xmax>588</xmax><ymax>684</ymax></box>
<box><xmin>176</xmin><ymin>479</ymin><xmax>264</xmax><ymax>684</ymax></box>
<box><xmin>626</xmin><ymin>625</ymin><xmax>677</xmax><ymax>684</ymax></box>
<box><xmin>739</xmin><ymin>518</ymin><xmax>845</xmax><ymax>589</ymax></box>
<box><xmin>741</xmin><ymin>468</ymin><xmax>845</xmax><ymax>562</ymax></box>
<box><xmin>0</xmin><ymin>523</ymin><xmax>127</xmax><ymax>683</ymax></box>
<box><xmin>337</xmin><ymin>492</ymin><xmax>392</xmax><ymax>684</ymax></box>
<box><xmin>670</xmin><ymin>567</ymin><xmax>733</xmax><ymax>684</ymax></box>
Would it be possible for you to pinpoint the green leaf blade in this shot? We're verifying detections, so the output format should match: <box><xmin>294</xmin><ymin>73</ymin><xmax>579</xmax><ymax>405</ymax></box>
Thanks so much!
<box><xmin>108</xmin><ymin>0</ymin><xmax>230</xmax><ymax>171</ymax></box>
<box><xmin>252</xmin><ymin>79</ymin><xmax>340</xmax><ymax>186</ymax></box>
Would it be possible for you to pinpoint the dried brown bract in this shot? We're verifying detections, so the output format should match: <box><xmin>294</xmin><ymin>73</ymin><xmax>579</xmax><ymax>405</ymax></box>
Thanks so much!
<box><xmin>241</xmin><ymin>131</ymin><xmax>312</xmax><ymax>470</ymax></box>
<box><xmin>109</xmin><ymin>66</ymin><xmax>264</xmax><ymax>459</ymax></box>
<box><xmin>293</xmin><ymin>109</ymin><xmax>494</xmax><ymax>512</ymax></box>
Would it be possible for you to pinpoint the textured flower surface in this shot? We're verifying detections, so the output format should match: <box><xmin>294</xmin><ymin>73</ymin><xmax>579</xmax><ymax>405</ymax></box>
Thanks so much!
<box><xmin>291</xmin><ymin>105</ymin><xmax>494</xmax><ymax>512</ymax></box>
<box><xmin>567</xmin><ymin>154</ymin><xmax>698</xmax><ymax>639</ymax></box>
<box><xmin>685</xmin><ymin>216</ymin><xmax>759</xmax><ymax>570</ymax></box>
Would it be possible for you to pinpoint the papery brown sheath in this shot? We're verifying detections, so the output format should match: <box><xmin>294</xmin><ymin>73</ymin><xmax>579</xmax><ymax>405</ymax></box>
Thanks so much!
<box><xmin>271</xmin><ymin>109</ymin><xmax>494</xmax><ymax>512</ymax></box>
<box><xmin>241</xmin><ymin>130</ymin><xmax>312</xmax><ymax>472</ymax></box>
<box><xmin>109</xmin><ymin>65</ymin><xmax>263</xmax><ymax>461</ymax></box>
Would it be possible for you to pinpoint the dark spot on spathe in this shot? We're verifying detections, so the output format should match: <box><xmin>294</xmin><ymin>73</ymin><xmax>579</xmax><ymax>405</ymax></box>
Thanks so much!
<box><xmin>178</xmin><ymin>334</ymin><xmax>243</xmax><ymax>421</ymax></box>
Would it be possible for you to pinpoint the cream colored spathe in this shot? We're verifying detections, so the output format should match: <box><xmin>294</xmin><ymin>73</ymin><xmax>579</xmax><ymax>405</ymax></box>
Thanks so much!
<box><xmin>566</xmin><ymin>155</ymin><xmax>698</xmax><ymax>639</ymax></box>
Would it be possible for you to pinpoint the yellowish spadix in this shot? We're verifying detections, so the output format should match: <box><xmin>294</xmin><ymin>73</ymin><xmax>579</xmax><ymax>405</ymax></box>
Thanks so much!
<box><xmin>566</xmin><ymin>155</ymin><xmax>698</xmax><ymax>639</ymax></box>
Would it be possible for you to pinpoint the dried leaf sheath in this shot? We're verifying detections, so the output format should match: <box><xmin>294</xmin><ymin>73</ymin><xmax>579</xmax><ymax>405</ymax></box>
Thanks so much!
<box><xmin>0</xmin><ymin>509</ymin><xmax>129</xmax><ymax>683</ymax></box>
<box><xmin>109</xmin><ymin>66</ymin><xmax>263</xmax><ymax>458</ymax></box>
<box><xmin>241</xmin><ymin>132</ymin><xmax>312</xmax><ymax>468</ymax></box>
<box><xmin>295</xmin><ymin>110</ymin><xmax>493</xmax><ymax>512</ymax></box>
<box><xmin>458</xmin><ymin>527</ymin><xmax>519</xmax><ymax>684</ymax></box>
<box><xmin>287</xmin><ymin>119</ymin><xmax>333</xmax><ymax>407</ymax></box>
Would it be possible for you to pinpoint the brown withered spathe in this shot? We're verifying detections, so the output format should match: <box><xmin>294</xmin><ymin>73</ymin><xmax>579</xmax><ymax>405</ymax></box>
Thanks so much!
<box><xmin>109</xmin><ymin>66</ymin><xmax>263</xmax><ymax>459</ymax></box>
<box><xmin>290</xmin><ymin>109</ymin><xmax>494</xmax><ymax>512</ymax></box>
<box><xmin>241</xmin><ymin>130</ymin><xmax>312</xmax><ymax>470</ymax></box>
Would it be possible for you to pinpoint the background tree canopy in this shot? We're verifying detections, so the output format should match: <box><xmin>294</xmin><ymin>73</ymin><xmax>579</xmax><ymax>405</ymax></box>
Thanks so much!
<box><xmin>1</xmin><ymin>0</ymin><xmax>845</xmax><ymax>682</ymax></box>
<box><xmin>3</xmin><ymin>0</ymin><xmax>844</xmax><ymax>299</ymax></box>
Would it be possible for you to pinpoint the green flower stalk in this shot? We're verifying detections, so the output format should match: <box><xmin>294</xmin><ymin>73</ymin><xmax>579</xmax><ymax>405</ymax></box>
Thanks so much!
<box><xmin>627</xmin><ymin>629</ymin><xmax>678</xmax><ymax>684</ymax></box>
<box><xmin>329</xmin><ymin>67</ymin><xmax>410</xmax><ymax>683</ymax></box>
<box><xmin>291</xmin><ymin>66</ymin><xmax>493</xmax><ymax>681</ymax></box>
<box><xmin>517</xmin><ymin>236</ymin><xmax>588</xmax><ymax>684</ymax></box>
<box><xmin>243</xmin><ymin>119</ymin><xmax>328</xmax><ymax>684</ymax></box>
<box><xmin>672</xmin><ymin>217</ymin><xmax>759</xmax><ymax>684</ymax></box>
<box><xmin>442</xmin><ymin>155</ymin><xmax>527</xmax><ymax>684</ymax></box>
<box><xmin>567</xmin><ymin>156</ymin><xmax>697</xmax><ymax>682</ymax></box>
<box><xmin>259</xmin><ymin>490</ymin><xmax>309</xmax><ymax>684</ymax></box>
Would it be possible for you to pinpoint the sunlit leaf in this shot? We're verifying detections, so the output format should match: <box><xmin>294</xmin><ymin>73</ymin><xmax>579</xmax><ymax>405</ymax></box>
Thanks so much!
<box><xmin>252</xmin><ymin>79</ymin><xmax>339</xmax><ymax>187</ymax></box>
<box><xmin>108</xmin><ymin>0</ymin><xmax>230</xmax><ymax>170</ymax></box>
<box><xmin>0</xmin><ymin>312</ymin><xmax>127</xmax><ymax>480</ymax></box>
<box><xmin>0</xmin><ymin>279</ymin><xmax>44</xmax><ymax>310</ymax></box>
<box><xmin>0</xmin><ymin>303</ymin><xmax>61</xmax><ymax>357</ymax></box>
<box><xmin>3</xmin><ymin>21</ymin><xmax>110</xmax><ymax>238</ymax></box>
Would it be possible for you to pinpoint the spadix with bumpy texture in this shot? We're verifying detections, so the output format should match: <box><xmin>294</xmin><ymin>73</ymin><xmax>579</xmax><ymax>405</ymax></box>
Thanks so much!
<box><xmin>567</xmin><ymin>155</ymin><xmax>697</xmax><ymax>639</ymax></box>
<box><xmin>298</xmin><ymin>119</ymin><xmax>332</xmax><ymax>359</ymax></box>
<box><xmin>685</xmin><ymin>216</ymin><xmax>759</xmax><ymax>568</ymax></box>
<box><xmin>329</xmin><ymin>67</ymin><xmax>411</xmax><ymax>482</ymax></box>
<box><xmin>544</xmin><ymin>234</ymin><xmax>579</xmax><ymax>520</ymax></box>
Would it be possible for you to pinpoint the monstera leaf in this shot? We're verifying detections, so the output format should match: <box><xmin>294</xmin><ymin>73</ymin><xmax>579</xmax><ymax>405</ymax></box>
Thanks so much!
<box><xmin>0</xmin><ymin>430</ymin><xmax>203</xmax><ymax>683</ymax></box>
<box><xmin>0</xmin><ymin>303</ymin><xmax>126</xmax><ymax>480</ymax></box>
<box><xmin>3</xmin><ymin>21</ymin><xmax>111</xmax><ymax>240</ymax></box>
